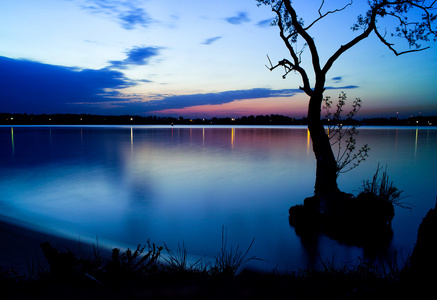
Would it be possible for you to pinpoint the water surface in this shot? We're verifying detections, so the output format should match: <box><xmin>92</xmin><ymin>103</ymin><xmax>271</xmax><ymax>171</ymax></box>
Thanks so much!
<box><xmin>0</xmin><ymin>125</ymin><xmax>436</xmax><ymax>272</ymax></box>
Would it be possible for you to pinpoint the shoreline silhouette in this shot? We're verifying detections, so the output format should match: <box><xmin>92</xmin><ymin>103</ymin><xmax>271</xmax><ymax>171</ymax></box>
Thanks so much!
<box><xmin>1</xmin><ymin>113</ymin><xmax>436</xmax><ymax>126</ymax></box>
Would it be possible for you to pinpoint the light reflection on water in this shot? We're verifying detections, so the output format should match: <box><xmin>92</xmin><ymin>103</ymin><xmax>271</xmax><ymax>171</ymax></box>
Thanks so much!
<box><xmin>0</xmin><ymin>125</ymin><xmax>436</xmax><ymax>272</ymax></box>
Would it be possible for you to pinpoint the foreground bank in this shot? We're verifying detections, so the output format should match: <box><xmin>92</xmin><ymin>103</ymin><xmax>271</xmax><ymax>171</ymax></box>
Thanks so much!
<box><xmin>2</xmin><ymin>200</ymin><xmax>437</xmax><ymax>299</ymax></box>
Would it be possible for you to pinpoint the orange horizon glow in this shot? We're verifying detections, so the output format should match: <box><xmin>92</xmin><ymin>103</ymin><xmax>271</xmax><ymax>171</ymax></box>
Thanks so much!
<box><xmin>147</xmin><ymin>96</ymin><xmax>308</xmax><ymax>118</ymax></box>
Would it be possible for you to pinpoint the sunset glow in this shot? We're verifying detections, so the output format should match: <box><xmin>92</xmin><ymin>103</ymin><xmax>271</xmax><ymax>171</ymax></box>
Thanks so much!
<box><xmin>0</xmin><ymin>0</ymin><xmax>436</xmax><ymax>118</ymax></box>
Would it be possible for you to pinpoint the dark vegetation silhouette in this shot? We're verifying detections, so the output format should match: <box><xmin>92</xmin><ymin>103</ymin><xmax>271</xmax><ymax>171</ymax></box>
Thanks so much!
<box><xmin>1</xmin><ymin>112</ymin><xmax>436</xmax><ymax>125</ymax></box>
<box><xmin>257</xmin><ymin>0</ymin><xmax>436</xmax><ymax>202</ymax></box>
<box><xmin>322</xmin><ymin>92</ymin><xmax>370</xmax><ymax>175</ymax></box>
<box><xmin>289</xmin><ymin>164</ymin><xmax>407</xmax><ymax>248</ymax></box>
<box><xmin>2</xmin><ymin>205</ymin><xmax>437</xmax><ymax>299</ymax></box>
<box><xmin>289</xmin><ymin>93</ymin><xmax>404</xmax><ymax>247</ymax></box>
<box><xmin>257</xmin><ymin>0</ymin><xmax>436</xmax><ymax>245</ymax></box>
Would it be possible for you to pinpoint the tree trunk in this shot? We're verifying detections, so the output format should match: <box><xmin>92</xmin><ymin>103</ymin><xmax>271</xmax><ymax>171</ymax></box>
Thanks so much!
<box><xmin>307</xmin><ymin>91</ymin><xmax>340</xmax><ymax>201</ymax></box>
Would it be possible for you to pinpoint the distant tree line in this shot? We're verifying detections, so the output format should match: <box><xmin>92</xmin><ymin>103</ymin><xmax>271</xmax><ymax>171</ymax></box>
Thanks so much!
<box><xmin>0</xmin><ymin>112</ymin><xmax>435</xmax><ymax>126</ymax></box>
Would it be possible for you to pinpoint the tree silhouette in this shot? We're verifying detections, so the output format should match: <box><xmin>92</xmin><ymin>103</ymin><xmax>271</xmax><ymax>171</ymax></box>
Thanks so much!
<box><xmin>257</xmin><ymin>0</ymin><xmax>436</xmax><ymax>204</ymax></box>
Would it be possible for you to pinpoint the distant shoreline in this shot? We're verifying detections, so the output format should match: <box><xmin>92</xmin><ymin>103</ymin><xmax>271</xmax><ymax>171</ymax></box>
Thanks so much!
<box><xmin>1</xmin><ymin>113</ymin><xmax>436</xmax><ymax>126</ymax></box>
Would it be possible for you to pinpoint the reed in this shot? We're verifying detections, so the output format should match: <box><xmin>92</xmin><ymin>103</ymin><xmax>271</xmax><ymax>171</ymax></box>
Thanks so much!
<box><xmin>210</xmin><ymin>226</ymin><xmax>261</xmax><ymax>277</ymax></box>
<box><xmin>163</xmin><ymin>242</ymin><xmax>204</xmax><ymax>273</ymax></box>
<box><xmin>359</xmin><ymin>163</ymin><xmax>412</xmax><ymax>209</ymax></box>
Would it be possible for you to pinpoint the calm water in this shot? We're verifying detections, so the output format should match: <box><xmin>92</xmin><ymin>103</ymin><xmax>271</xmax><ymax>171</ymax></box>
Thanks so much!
<box><xmin>0</xmin><ymin>125</ymin><xmax>436</xmax><ymax>272</ymax></box>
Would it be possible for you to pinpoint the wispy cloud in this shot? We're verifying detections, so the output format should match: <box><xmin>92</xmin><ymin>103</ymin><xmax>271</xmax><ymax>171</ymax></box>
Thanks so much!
<box><xmin>202</xmin><ymin>36</ymin><xmax>222</xmax><ymax>45</ymax></box>
<box><xmin>331</xmin><ymin>76</ymin><xmax>343</xmax><ymax>83</ymax></box>
<box><xmin>61</xmin><ymin>88</ymin><xmax>303</xmax><ymax>115</ymax></box>
<box><xmin>142</xmin><ymin>85</ymin><xmax>357</xmax><ymax>113</ymax></box>
<box><xmin>225</xmin><ymin>12</ymin><xmax>250</xmax><ymax>25</ymax></box>
<box><xmin>140</xmin><ymin>88</ymin><xmax>300</xmax><ymax>112</ymax></box>
<box><xmin>135</xmin><ymin>86</ymin><xmax>359</xmax><ymax>114</ymax></box>
<box><xmin>119</xmin><ymin>7</ymin><xmax>150</xmax><ymax>29</ymax></box>
<box><xmin>325</xmin><ymin>85</ymin><xmax>359</xmax><ymax>90</ymax></box>
<box><xmin>77</xmin><ymin>0</ymin><xmax>152</xmax><ymax>29</ymax></box>
<box><xmin>108</xmin><ymin>46</ymin><xmax>161</xmax><ymax>69</ymax></box>
<box><xmin>84</xmin><ymin>88</ymin><xmax>301</xmax><ymax>115</ymax></box>
<box><xmin>256</xmin><ymin>18</ymin><xmax>274</xmax><ymax>27</ymax></box>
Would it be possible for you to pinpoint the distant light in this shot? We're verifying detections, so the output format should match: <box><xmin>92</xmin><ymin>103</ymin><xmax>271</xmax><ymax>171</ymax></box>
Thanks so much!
<box><xmin>130</xmin><ymin>118</ymin><xmax>133</xmax><ymax>121</ymax></box>
<box><xmin>10</xmin><ymin>117</ymin><xmax>13</xmax><ymax>120</ymax></box>
<box><xmin>416</xmin><ymin>121</ymin><xmax>419</xmax><ymax>124</ymax></box>
<box><xmin>231</xmin><ymin>118</ymin><xmax>235</xmax><ymax>121</ymax></box>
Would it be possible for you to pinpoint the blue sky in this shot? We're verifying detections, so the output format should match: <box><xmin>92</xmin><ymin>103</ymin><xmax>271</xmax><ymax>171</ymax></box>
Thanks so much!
<box><xmin>1</xmin><ymin>0</ymin><xmax>436</xmax><ymax>118</ymax></box>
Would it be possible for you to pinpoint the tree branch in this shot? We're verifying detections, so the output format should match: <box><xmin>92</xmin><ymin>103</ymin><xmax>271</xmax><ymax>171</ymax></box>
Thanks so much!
<box><xmin>323</xmin><ymin>1</ymin><xmax>388</xmax><ymax>74</ymax></box>
<box><xmin>282</xmin><ymin>0</ymin><xmax>325</xmax><ymax>93</ymax></box>
<box><xmin>260</xmin><ymin>0</ymin><xmax>436</xmax><ymax>95</ymax></box>
<box><xmin>304</xmin><ymin>0</ymin><xmax>354</xmax><ymax>31</ymax></box>
<box><xmin>265</xmin><ymin>56</ymin><xmax>296</xmax><ymax>78</ymax></box>
<box><xmin>271</xmin><ymin>1</ymin><xmax>313</xmax><ymax>95</ymax></box>
<box><xmin>374</xmin><ymin>26</ymin><xmax>430</xmax><ymax>55</ymax></box>
<box><xmin>323</xmin><ymin>0</ymin><xmax>436</xmax><ymax>73</ymax></box>
<box><xmin>323</xmin><ymin>26</ymin><xmax>375</xmax><ymax>75</ymax></box>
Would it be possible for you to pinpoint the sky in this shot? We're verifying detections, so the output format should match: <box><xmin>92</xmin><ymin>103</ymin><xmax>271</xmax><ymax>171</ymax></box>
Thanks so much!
<box><xmin>1</xmin><ymin>0</ymin><xmax>436</xmax><ymax>119</ymax></box>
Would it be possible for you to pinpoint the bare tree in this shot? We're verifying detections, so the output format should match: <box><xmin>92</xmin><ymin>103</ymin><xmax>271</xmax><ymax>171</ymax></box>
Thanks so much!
<box><xmin>257</xmin><ymin>0</ymin><xmax>436</xmax><ymax>204</ymax></box>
